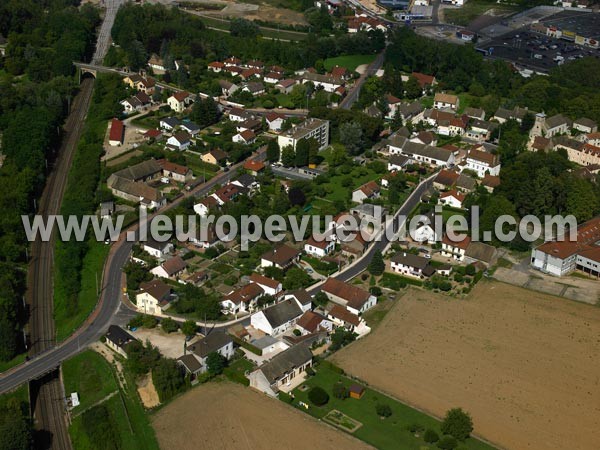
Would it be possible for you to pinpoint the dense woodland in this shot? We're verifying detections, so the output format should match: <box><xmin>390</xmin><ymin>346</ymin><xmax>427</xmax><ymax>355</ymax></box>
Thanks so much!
<box><xmin>0</xmin><ymin>1</ymin><xmax>100</xmax><ymax>363</ymax></box>
<box><xmin>107</xmin><ymin>4</ymin><xmax>385</xmax><ymax>76</ymax></box>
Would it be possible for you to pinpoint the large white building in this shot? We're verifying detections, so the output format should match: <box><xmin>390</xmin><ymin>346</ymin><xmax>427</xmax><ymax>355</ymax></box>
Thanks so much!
<box><xmin>464</xmin><ymin>148</ymin><xmax>500</xmax><ymax>178</ymax></box>
<box><xmin>277</xmin><ymin>118</ymin><xmax>329</xmax><ymax>153</ymax></box>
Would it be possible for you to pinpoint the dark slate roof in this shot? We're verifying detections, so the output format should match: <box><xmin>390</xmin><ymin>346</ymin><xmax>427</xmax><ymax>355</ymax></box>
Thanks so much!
<box><xmin>113</xmin><ymin>159</ymin><xmax>162</xmax><ymax>181</ymax></box>
<box><xmin>259</xmin><ymin>344</ymin><xmax>312</xmax><ymax>384</ymax></box>
<box><xmin>261</xmin><ymin>300</ymin><xmax>303</xmax><ymax>328</ymax></box>
<box><xmin>161</xmin><ymin>117</ymin><xmax>181</xmax><ymax>128</ymax></box>
<box><xmin>187</xmin><ymin>332</ymin><xmax>233</xmax><ymax>358</ymax></box>
<box><xmin>235</xmin><ymin>173</ymin><xmax>256</xmax><ymax>188</ymax></box>
<box><xmin>391</xmin><ymin>252</ymin><xmax>430</xmax><ymax>270</ymax></box>
<box><xmin>106</xmin><ymin>325</ymin><xmax>136</xmax><ymax>349</ymax></box>
<box><xmin>465</xmin><ymin>242</ymin><xmax>496</xmax><ymax>264</ymax></box>
<box><xmin>286</xmin><ymin>289</ymin><xmax>312</xmax><ymax>306</ymax></box>
<box><xmin>178</xmin><ymin>354</ymin><xmax>202</xmax><ymax>373</ymax></box>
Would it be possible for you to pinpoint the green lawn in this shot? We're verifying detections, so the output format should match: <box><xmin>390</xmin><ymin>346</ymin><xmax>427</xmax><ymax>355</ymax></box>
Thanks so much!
<box><xmin>223</xmin><ymin>357</ymin><xmax>255</xmax><ymax>385</ymax></box>
<box><xmin>0</xmin><ymin>353</ymin><xmax>26</xmax><ymax>374</ymax></box>
<box><xmin>0</xmin><ymin>385</ymin><xmax>29</xmax><ymax>410</ymax></box>
<box><xmin>62</xmin><ymin>350</ymin><xmax>118</xmax><ymax>414</ymax></box>
<box><xmin>184</xmin><ymin>153</ymin><xmax>219</xmax><ymax>179</ymax></box>
<box><xmin>380</xmin><ymin>272</ymin><xmax>423</xmax><ymax>290</ymax></box>
<box><xmin>324</xmin><ymin>54</ymin><xmax>376</xmax><ymax>72</ymax></box>
<box><xmin>65</xmin><ymin>351</ymin><xmax>160</xmax><ymax>450</ymax></box>
<box><xmin>55</xmin><ymin>239</ymin><xmax>111</xmax><ymax>341</ymax></box>
<box><xmin>290</xmin><ymin>363</ymin><xmax>495</xmax><ymax>450</ymax></box>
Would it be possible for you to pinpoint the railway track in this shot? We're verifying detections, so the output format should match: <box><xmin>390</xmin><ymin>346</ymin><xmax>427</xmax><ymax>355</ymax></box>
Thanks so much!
<box><xmin>27</xmin><ymin>78</ymin><xmax>95</xmax><ymax>450</ymax></box>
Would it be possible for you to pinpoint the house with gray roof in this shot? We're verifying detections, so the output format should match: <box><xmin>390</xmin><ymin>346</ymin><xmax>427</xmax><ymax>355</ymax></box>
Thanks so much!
<box><xmin>390</xmin><ymin>252</ymin><xmax>436</xmax><ymax>278</ymax></box>
<box><xmin>250</xmin><ymin>299</ymin><xmax>303</xmax><ymax>336</ymax></box>
<box><xmin>248</xmin><ymin>344</ymin><xmax>313</xmax><ymax>397</ymax></box>
<box><xmin>184</xmin><ymin>332</ymin><xmax>235</xmax><ymax>374</ymax></box>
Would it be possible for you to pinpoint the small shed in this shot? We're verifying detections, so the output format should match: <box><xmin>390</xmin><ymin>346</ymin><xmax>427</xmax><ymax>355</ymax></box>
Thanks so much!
<box><xmin>349</xmin><ymin>384</ymin><xmax>365</xmax><ymax>399</ymax></box>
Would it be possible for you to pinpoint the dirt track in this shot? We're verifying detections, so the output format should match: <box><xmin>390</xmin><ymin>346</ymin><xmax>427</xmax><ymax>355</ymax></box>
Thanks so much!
<box><xmin>331</xmin><ymin>282</ymin><xmax>600</xmax><ymax>450</ymax></box>
<box><xmin>152</xmin><ymin>382</ymin><xmax>372</xmax><ymax>450</ymax></box>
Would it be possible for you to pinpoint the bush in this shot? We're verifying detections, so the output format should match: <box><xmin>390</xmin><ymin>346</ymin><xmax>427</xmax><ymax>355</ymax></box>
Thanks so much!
<box><xmin>376</xmin><ymin>403</ymin><xmax>392</xmax><ymax>418</ymax></box>
<box><xmin>293</xmin><ymin>329</ymin><xmax>302</xmax><ymax>336</ymax></box>
<box><xmin>279</xmin><ymin>392</ymin><xmax>294</xmax><ymax>403</ymax></box>
<box><xmin>308</xmin><ymin>387</ymin><xmax>329</xmax><ymax>406</ymax></box>
<box><xmin>128</xmin><ymin>314</ymin><xmax>144</xmax><ymax>328</ymax></box>
<box><xmin>160</xmin><ymin>317</ymin><xmax>178</xmax><ymax>333</ymax></box>
<box><xmin>408</xmin><ymin>423</ymin><xmax>424</xmax><ymax>433</ymax></box>
<box><xmin>369</xmin><ymin>286</ymin><xmax>382</xmax><ymax>296</ymax></box>
<box><xmin>441</xmin><ymin>408</ymin><xmax>473</xmax><ymax>441</ymax></box>
<box><xmin>465</xmin><ymin>264</ymin><xmax>476</xmax><ymax>276</ymax></box>
<box><xmin>437</xmin><ymin>436</ymin><xmax>458</xmax><ymax>450</ymax></box>
<box><xmin>305</xmin><ymin>366</ymin><xmax>315</xmax><ymax>376</ymax></box>
<box><xmin>332</xmin><ymin>382</ymin><xmax>349</xmax><ymax>399</ymax></box>
<box><xmin>142</xmin><ymin>315</ymin><xmax>158</xmax><ymax>329</ymax></box>
<box><xmin>424</xmin><ymin>429</ymin><xmax>440</xmax><ymax>443</ymax></box>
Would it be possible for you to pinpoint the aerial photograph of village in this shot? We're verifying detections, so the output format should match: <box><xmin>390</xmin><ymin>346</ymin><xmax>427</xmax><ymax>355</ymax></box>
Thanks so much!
<box><xmin>0</xmin><ymin>0</ymin><xmax>599</xmax><ymax>448</ymax></box>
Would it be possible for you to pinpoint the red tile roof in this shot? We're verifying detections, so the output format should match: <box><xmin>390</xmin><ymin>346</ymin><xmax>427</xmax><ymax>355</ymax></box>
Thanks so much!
<box><xmin>411</xmin><ymin>72</ymin><xmax>435</xmax><ymax>88</ymax></box>
<box><xmin>243</xmin><ymin>160</ymin><xmax>265</xmax><ymax>172</ymax></box>
<box><xmin>109</xmin><ymin>119</ymin><xmax>124</xmax><ymax>143</ymax></box>
<box><xmin>328</xmin><ymin>304</ymin><xmax>360</xmax><ymax>327</ymax></box>
<box><xmin>321</xmin><ymin>278</ymin><xmax>370</xmax><ymax>310</ymax></box>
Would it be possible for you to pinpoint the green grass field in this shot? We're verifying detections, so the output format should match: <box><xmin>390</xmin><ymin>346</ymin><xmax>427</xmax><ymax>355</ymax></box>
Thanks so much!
<box><xmin>64</xmin><ymin>351</ymin><xmax>160</xmax><ymax>450</ymax></box>
<box><xmin>290</xmin><ymin>362</ymin><xmax>495</xmax><ymax>450</ymax></box>
<box><xmin>0</xmin><ymin>353</ymin><xmax>26</xmax><ymax>374</ymax></box>
<box><xmin>62</xmin><ymin>350</ymin><xmax>118</xmax><ymax>414</ymax></box>
<box><xmin>55</xmin><ymin>239</ymin><xmax>110</xmax><ymax>342</ymax></box>
<box><xmin>324</xmin><ymin>54</ymin><xmax>376</xmax><ymax>72</ymax></box>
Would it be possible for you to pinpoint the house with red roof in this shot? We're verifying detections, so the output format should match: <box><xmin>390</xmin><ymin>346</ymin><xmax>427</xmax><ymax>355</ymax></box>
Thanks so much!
<box><xmin>243</xmin><ymin>159</ymin><xmax>265</xmax><ymax>175</ymax></box>
<box><xmin>108</xmin><ymin>119</ymin><xmax>124</xmax><ymax>146</ymax></box>
<box><xmin>351</xmin><ymin>180</ymin><xmax>380</xmax><ymax>204</ymax></box>
<box><xmin>167</xmin><ymin>91</ymin><xmax>193</xmax><ymax>112</ymax></box>
<box><xmin>438</xmin><ymin>189</ymin><xmax>466</xmax><ymax>209</ymax></box>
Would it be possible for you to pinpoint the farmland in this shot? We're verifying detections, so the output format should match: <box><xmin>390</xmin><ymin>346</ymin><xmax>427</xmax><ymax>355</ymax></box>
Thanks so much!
<box><xmin>331</xmin><ymin>282</ymin><xmax>600</xmax><ymax>450</ymax></box>
<box><xmin>152</xmin><ymin>381</ymin><xmax>371</xmax><ymax>450</ymax></box>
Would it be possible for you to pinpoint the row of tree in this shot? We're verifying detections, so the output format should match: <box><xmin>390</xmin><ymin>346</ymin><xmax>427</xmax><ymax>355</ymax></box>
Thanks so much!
<box><xmin>0</xmin><ymin>1</ymin><xmax>100</xmax><ymax>362</ymax></box>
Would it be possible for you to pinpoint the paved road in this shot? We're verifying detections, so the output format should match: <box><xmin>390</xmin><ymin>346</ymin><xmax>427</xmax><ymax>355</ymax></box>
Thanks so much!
<box><xmin>308</xmin><ymin>173</ymin><xmax>436</xmax><ymax>293</ymax></box>
<box><xmin>0</xmin><ymin>150</ymin><xmax>262</xmax><ymax>395</ymax></box>
<box><xmin>271</xmin><ymin>166</ymin><xmax>313</xmax><ymax>180</ymax></box>
<box><xmin>339</xmin><ymin>51</ymin><xmax>385</xmax><ymax>110</ymax></box>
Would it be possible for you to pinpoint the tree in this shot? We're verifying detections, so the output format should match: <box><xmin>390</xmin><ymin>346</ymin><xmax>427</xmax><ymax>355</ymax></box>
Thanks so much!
<box><xmin>295</xmin><ymin>138</ymin><xmax>310</xmax><ymax>167</ymax></box>
<box><xmin>142</xmin><ymin>315</ymin><xmax>158</xmax><ymax>329</ymax></box>
<box><xmin>368</xmin><ymin>250</ymin><xmax>385</xmax><ymax>276</ymax></box>
<box><xmin>206</xmin><ymin>351</ymin><xmax>227</xmax><ymax>375</ymax></box>
<box><xmin>437</xmin><ymin>436</ymin><xmax>458</xmax><ymax>450</ymax></box>
<box><xmin>288</xmin><ymin>187</ymin><xmax>306</xmax><ymax>206</ymax></box>
<box><xmin>281</xmin><ymin>145</ymin><xmax>295</xmax><ymax>167</ymax></box>
<box><xmin>329</xmin><ymin>327</ymin><xmax>356</xmax><ymax>352</ymax></box>
<box><xmin>266</xmin><ymin>139</ymin><xmax>280</xmax><ymax>162</ymax></box>
<box><xmin>160</xmin><ymin>317</ymin><xmax>178</xmax><ymax>333</ymax></box>
<box><xmin>152</xmin><ymin>358</ymin><xmax>186</xmax><ymax>402</ymax></box>
<box><xmin>283</xmin><ymin>268</ymin><xmax>312</xmax><ymax>290</ymax></box>
<box><xmin>229</xmin><ymin>18</ymin><xmax>259</xmax><ymax>38</ymax></box>
<box><xmin>191</xmin><ymin>97</ymin><xmax>219</xmax><ymax>128</ymax></box>
<box><xmin>441</xmin><ymin>408</ymin><xmax>473</xmax><ymax>441</ymax></box>
<box><xmin>308</xmin><ymin>386</ymin><xmax>329</xmax><ymax>406</ymax></box>
<box><xmin>424</xmin><ymin>429</ymin><xmax>440</xmax><ymax>443</ymax></box>
<box><xmin>0</xmin><ymin>399</ymin><xmax>32</xmax><ymax>450</ymax></box>
<box><xmin>339</xmin><ymin>121</ymin><xmax>364</xmax><ymax>155</ymax></box>
<box><xmin>376</xmin><ymin>403</ymin><xmax>392</xmax><ymax>418</ymax></box>
<box><xmin>404</xmin><ymin>76</ymin><xmax>422</xmax><ymax>99</ymax></box>
<box><xmin>332</xmin><ymin>382</ymin><xmax>349</xmax><ymax>399</ymax></box>
<box><xmin>313</xmin><ymin>291</ymin><xmax>329</xmax><ymax>307</ymax></box>
<box><xmin>181</xmin><ymin>320</ymin><xmax>197</xmax><ymax>338</ymax></box>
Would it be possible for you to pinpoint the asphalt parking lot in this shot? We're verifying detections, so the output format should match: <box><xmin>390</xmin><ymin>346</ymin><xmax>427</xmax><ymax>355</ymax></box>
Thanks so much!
<box><xmin>483</xmin><ymin>29</ymin><xmax>600</xmax><ymax>72</ymax></box>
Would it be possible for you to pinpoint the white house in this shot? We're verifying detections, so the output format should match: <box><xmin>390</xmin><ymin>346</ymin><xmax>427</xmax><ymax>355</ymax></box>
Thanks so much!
<box><xmin>283</xmin><ymin>289</ymin><xmax>312</xmax><ymax>312</ymax></box>
<box><xmin>248</xmin><ymin>273</ymin><xmax>282</xmax><ymax>297</ymax></box>
<box><xmin>250</xmin><ymin>299</ymin><xmax>303</xmax><ymax>336</ymax></box>
<box><xmin>441</xmin><ymin>234</ymin><xmax>471</xmax><ymax>261</ymax></box>
<box><xmin>150</xmin><ymin>256</ymin><xmax>187</xmax><ymax>280</ymax></box>
<box><xmin>166</xmin><ymin>131</ymin><xmax>191</xmax><ymax>151</ymax></box>
<box><xmin>159</xmin><ymin>117</ymin><xmax>181</xmax><ymax>131</ymax></box>
<box><xmin>411</xmin><ymin>212</ymin><xmax>440</xmax><ymax>244</ymax></box>
<box><xmin>142</xmin><ymin>239</ymin><xmax>173</xmax><ymax>259</ymax></box>
<box><xmin>185</xmin><ymin>332</ymin><xmax>235</xmax><ymax>373</ymax></box>
<box><xmin>351</xmin><ymin>180</ymin><xmax>380</xmax><ymax>204</ymax></box>
<box><xmin>248</xmin><ymin>344</ymin><xmax>313</xmax><ymax>397</ymax></box>
<box><xmin>167</xmin><ymin>91</ymin><xmax>193</xmax><ymax>113</ymax></box>
<box><xmin>465</xmin><ymin>148</ymin><xmax>500</xmax><ymax>178</ymax></box>
<box><xmin>433</xmin><ymin>92</ymin><xmax>459</xmax><ymax>110</ymax></box>
<box><xmin>221</xmin><ymin>284</ymin><xmax>263</xmax><ymax>315</ymax></box>
<box><xmin>135</xmin><ymin>279</ymin><xmax>174</xmax><ymax>315</ymax></box>
<box><xmin>302</xmin><ymin>72</ymin><xmax>344</xmax><ymax>93</ymax></box>
<box><xmin>105</xmin><ymin>325</ymin><xmax>137</xmax><ymax>358</ymax></box>
<box><xmin>265</xmin><ymin>112</ymin><xmax>285</xmax><ymax>132</ymax></box>
<box><xmin>304</xmin><ymin>235</ymin><xmax>335</xmax><ymax>258</ymax></box>
<box><xmin>438</xmin><ymin>190</ymin><xmax>465</xmax><ymax>209</ymax></box>
<box><xmin>390</xmin><ymin>252</ymin><xmax>434</xmax><ymax>278</ymax></box>
<box><xmin>531</xmin><ymin>241</ymin><xmax>579</xmax><ymax>277</ymax></box>
<box><xmin>321</xmin><ymin>278</ymin><xmax>376</xmax><ymax>315</ymax></box>
<box><xmin>232</xmin><ymin>130</ymin><xmax>256</xmax><ymax>145</ymax></box>
<box><xmin>260</xmin><ymin>244</ymin><xmax>301</xmax><ymax>269</ymax></box>
<box><xmin>295</xmin><ymin>311</ymin><xmax>333</xmax><ymax>335</ymax></box>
